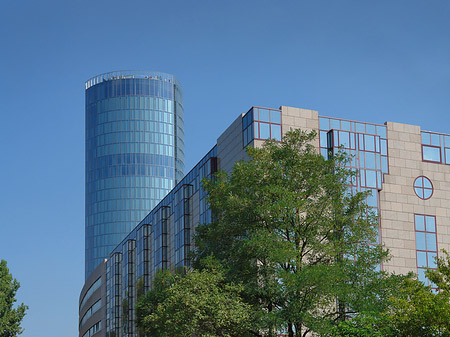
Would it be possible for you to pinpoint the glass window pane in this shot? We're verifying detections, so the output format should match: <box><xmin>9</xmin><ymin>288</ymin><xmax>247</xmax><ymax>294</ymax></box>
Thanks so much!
<box><xmin>445</xmin><ymin>135</ymin><xmax>450</xmax><ymax>146</ymax></box>
<box><xmin>341</xmin><ymin>120</ymin><xmax>351</xmax><ymax>131</ymax></box>
<box><xmin>356</xmin><ymin>123</ymin><xmax>365</xmax><ymax>133</ymax></box>
<box><xmin>259</xmin><ymin>109</ymin><xmax>270</xmax><ymax>122</ymax></box>
<box><xmin>415</xmin><ymin>215</ymin><xmax>425</xmax><ymax>231</ymax></box>
<box><xmin>423</xmin><ymin>146</ymin><xmax>441</xmax><ymax>162</ymax></box>
<box><xmin>243</xmin><ymin>113</ymin><xmax>249</xmax><ymax>129</ymax></box>
<box><xmin>319</xmin><ymin>117</ymin><xmax>329</xmax><ymax>130</ymax></box>
<box><xmin>366</xmin><ymin>124</ymin><xmax>376</xmax><ymax>134</ymax></box>
<box><xmin>259</xmin><ymin>123</ymin><xmax>270</xmax><ymax>139</ymax></box>
<box><xmin>330</xmin><ymin>119</ymin><xmax>340</xmax><ymax>130</ymax></box>
<box><xmin>428</xmin><ymin>252</ymin><xmax>437</xmax><ymax>268</ymax></box>
<box><xmin>381</xmin><ymin>156</ymin><xmax>388</xmax><ymax>173</ymax></box>
<box><xmin>364</xmin><ymin>152</ymin><xmax>376</xmax><ymax>169</ymax></box>
<box><xmin>415</xmin><ymin>187</ymin><xmax>424</xmax><ymax>199</ymax></box>
<box><xmin>350</xmin><ymin>133</ymin><xmax>356</xmax><ymax>149</ymax></box>
<box><xmin>360</xmin><ymin>169</ymin><xmax>366</xmax><ymax>187</ymax></box>
<box><xmin>364</xmin><ymin>135</ymin><xmax>375</xmax><ymax>151</ymax></box>
<box><xmin>416</xmin><ymin>232</ymin><xmax>426</xmax><ymax>250</ymax></box>
<box><xmin>422</xmin><ymin>132</ymin><xmax>430</xmax><ymax>145</ymax></box>
<box><xmin>431</xmin><ymin>133</ymin><xmax>440</xmax><ymax>146</ymax></box>
<box><xmin>445</xmin><ymin>148</ymin><xmax>450</xmax><ymax>164</ymax></box>
<box><xmin>423</xmin><ymin>177</ymin><xmax>432</xmax><ymax>189</ymax></box>
<box><xmin>320</xmin><ymin>131</ymin><xmax>328</xmax><ymax>147</ymax></box>
<box><xmin>366</xmin><ymin>170</ymin><xmax>377</xmax><ymax>188</ymax></box>
<box><xmin>271</xmin><ymin>110</ymin><xmax>281</xmax><ymax>124</ymax></box>
<box><xmin>427</xmin><ymin>233</ymin><xmax>437</xmax><ymax>251</ymax></box>
<box><xmin>339</xmin><ymin>131</ymin><xmax>350</xmax><ymax>147</ymax></box>
<box><xmin>320</xmin><ymin>148</ymin><xmax>328</xmax><ymax>159</ymax></box>
<box><xmin>271</xmin><ymin>124</ymin><xmax>281</xmax><ymax>141</ymax></box>
<box><xmin>376</xmin><ymin>126</ymin><xmax>386</xmax><ymax>138</ymax></box>
<box><xmin>366</xmin><ymin>190</ymin><xmax>377</xmax><ymax>207</ymax></box>
<box><xmin>380</xmin><ymin>139</ymin><xmax>387</xmax><ymax>156</ymax></box>
<box><xmin>424</xmin><ymin>188</ymin><xmax>433</xmax><ymax>199</ymax></box>
<box><xmin>417</xmin><ymin>251</ymin><xmax>427</xmax><ymax>267</ymax></box>
<box><xmin>426</xmin><ymin>216</ymin><xmax>436</xmax><ymax>232</ymax></box>
<box><xmin>359</xmin><ymin>134</ymin><xmax>364</xmax><ymax>150</ymax></box>
<box><xmin>414</xmin><ymin>177</ymin><xmax>423</xmax><ymax>188</ymax></box>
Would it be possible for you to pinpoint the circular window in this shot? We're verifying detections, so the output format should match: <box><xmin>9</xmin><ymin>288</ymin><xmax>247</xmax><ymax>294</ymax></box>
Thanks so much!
<box><xmin>413</xmin><ymin>176</ymin><xmax>433</xmax><ymax>200</ymax></box>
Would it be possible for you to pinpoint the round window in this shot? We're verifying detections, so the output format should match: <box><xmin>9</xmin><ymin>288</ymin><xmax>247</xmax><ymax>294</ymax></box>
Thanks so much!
<box><xmin>413</xmin><ymin>176</ymin><xmax>433</xmax><ymax>200</ymax></box>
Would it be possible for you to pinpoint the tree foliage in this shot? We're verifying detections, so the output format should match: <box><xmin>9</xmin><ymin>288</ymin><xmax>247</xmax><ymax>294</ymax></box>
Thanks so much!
<box><xmin>193</xmin><ymin>130</ymin><xmax>398</xmax><ymax>336</ymax></box>
<box><xmin>0</xmin><ymin>260</ymin><xmax>27</xmax><ymax>337</ymax></box>
<box><xmin>136</xmin><ymin>263</ymin><xmax>253</xmax><ymax>337</ymax></box>
<box><xmin>333</xmin><ymin>252</ymin><xmax>450</xmax><ymax>337</ymax></box>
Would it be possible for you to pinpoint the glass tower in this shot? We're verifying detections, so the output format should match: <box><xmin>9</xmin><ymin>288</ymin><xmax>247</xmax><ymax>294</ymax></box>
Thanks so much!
<box><xmin>85</xmin><ymin>71</ymin><xmax>184</xmax><ymax>279</ymax></box>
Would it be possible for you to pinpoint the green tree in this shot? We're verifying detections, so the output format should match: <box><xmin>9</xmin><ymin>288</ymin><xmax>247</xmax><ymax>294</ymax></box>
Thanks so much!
<box><xmin>330</xmin><ymin>312</ymin><xmax>397</xmax><ymax>337</ymax></box>
<box><xmin>0</xmin><ymin>260</ymin><xmax>27</xmax><ymax>337</ymax></box>
<box><xmin>387</xmin><ymin>277</ymin><xmax>450</xmax><ymax>337</ymax></box>
<box><xmin>333</xmin><ymin>251</ymin><xmax>450</xmax><ymax>337</ymax></box>
<box><xmin>194</xmin><ymin>130</ymin><xmax>400</xmax><ymax>337</ymax></box>
<box><xmin>136</xmin><ymin>263</ymin><xmax>253</xmax><ymax>337</ymax></box>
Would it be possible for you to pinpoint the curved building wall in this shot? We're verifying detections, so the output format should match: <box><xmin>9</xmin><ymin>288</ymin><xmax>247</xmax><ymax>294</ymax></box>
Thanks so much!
<box><xmin>85</xmin><ymin>71</ymin><xmax>184</xmax><ymax>279</ymax></box>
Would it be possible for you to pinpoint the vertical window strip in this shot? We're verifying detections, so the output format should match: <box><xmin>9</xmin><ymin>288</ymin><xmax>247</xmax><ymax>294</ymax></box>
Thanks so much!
<box><xmin>415</xmin><ymin>214</ymin><xmax>438</xmax><ymax>289</ymax></box>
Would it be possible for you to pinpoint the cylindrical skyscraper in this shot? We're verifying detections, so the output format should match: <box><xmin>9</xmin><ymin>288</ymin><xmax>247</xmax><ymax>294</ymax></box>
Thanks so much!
<box><xmin>85</xmin><ymin>71</ymin><xmax>184</xmax><ymax>279</ymax></box>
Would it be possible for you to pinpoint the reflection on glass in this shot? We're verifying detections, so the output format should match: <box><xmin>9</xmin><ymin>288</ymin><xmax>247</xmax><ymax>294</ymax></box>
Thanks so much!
<box><xmin>271</xmin><ymin>110</ymin><xmax>281</xmax><ymax>124</ymax></box>
<box><xmin>417</xmin><ymin>251</ymin><xmax>427</xmax><ymax>267</ymax></box>
<box><xmin>259</xmin><ymin>109</ymin><xmax>270</xmax><ymax>122</ymax></box>
<box><xmin>319</xmin><ymin>117</ymin><xmax>329</xmax><ymax>130</ymax></box>
<box><xmin>355</xmin><ymin>122</ymin><xmax>365</xmax><ymax>133</ymax></box>
<box><xmin>431</xmin><ymin>133</ymin><xmax>440</xmax><ymax>146</ymax></box>
<box><xmin>339</xmin><ymin>131</ymin><xmax>350</xmax><ymax>147</ymax></box>
<box><xmin>366</xmin><ymin>170</ymin><xmax>377</xmax><ymax>188</ymax></box>
<box><xmin>341</xmin><ymin>120</ymin><xmax>351</xmax><ymax>131</ymax></box>
<box><xmin>271</xmin><ymin>124</ymin><xmax>282</xmax><ymax>141</ymax></box>
<box><xmin>416</xmin><ymin>232</ymin><xmax>426</xmax><ymax>250</ymax></box>
<box><xmin>426</xmin><ymin>216</ymin><xmax>436</xmax><ymax>232</ymax></box>
<box><xmin>259</xmin><ymin>123</ymin><xmax>270</xmax><ymax>139</ymax></box>
<box><xmin>364</xmin><ymin>135</ymin><xmax>375</xmax><ymax>151</ymax></box>
<box><xmin>366</xmin><ymin>124</ymin><xmax>376</xmax><ymax>135</ymax></box>
<box><xmin>415</xmin><ymin>215</ymin><xmax>425</xmax><ymax>231</ymax></box>
<box><xmin>376</xmin><ymin>126</ymin><xmax>387</xmax><ymax>138</ymax></box>
<box><xmin>330</xmin><ymin>119</ymin><xmax>340</xmax><ymax>130</ymax></box>
<box><xmin>423</xmin><ymin>146</ymin><xmax>441</xmax><ymax>162</ymax></box>
<box><xmin>320</xmin><ymin>131</ymin><xmax>328</xmax><ymax>147</ymax></box>
<box><xmin>428</xmin><ymin>252</ymin><xmax>437</xmax><ymax>268</ymax></box>
<box><xmin>365</xmin><ymin>152</ymin><xmax>376</xmax><ymax>169</ymax></box>
<box><xmin>427</xmin><ymin>233</ymin><xmax>437</xmax><ymax>251</ymax></box>
<box><xmin>424</xmin><ymin>188</ymin><xmax>432</xmax><ymax>199</ymax></box>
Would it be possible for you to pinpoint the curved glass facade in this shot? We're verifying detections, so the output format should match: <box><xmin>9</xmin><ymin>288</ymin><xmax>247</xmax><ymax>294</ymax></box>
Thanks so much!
<box><xmin>85</xmin><ymin>71</ymin><xmax>184</xmax><ymax>279</ymax></box>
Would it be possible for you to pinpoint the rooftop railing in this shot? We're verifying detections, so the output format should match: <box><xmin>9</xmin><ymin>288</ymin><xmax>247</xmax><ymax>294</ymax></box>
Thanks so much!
<box><xmin>85</xmin><ymin>70</ymin><xmax>180</xmax><ymax>89</ymax></box>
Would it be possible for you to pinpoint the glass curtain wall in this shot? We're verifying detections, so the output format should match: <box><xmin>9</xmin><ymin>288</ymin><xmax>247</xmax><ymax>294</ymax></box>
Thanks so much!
<box><xmin>85</xmin><ymin>71</ymin><xmax>184</xmax><ymax>279</ymax></box>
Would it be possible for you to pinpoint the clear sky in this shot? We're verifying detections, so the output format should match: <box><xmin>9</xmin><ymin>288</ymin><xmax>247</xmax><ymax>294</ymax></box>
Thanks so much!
<box><xmin>0</xmin><ymin>1</ymin><xmax>449</xmax><ymax>336</ymax></box>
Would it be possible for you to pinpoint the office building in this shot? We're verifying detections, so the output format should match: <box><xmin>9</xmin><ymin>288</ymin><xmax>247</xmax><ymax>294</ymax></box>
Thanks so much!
<box><xmin>79</xmin><ymin>105</ymin><xmax>450</xmax><ymax>337</ymax></box>
<box><xmin>84</xmin><ymin>71</ymin><xmax>184</xmax><ymax>279</ymax></box>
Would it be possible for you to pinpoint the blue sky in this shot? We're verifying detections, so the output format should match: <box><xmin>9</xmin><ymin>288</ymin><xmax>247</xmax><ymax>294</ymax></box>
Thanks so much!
<box><xmin>0</xmin><ymin>1</ymin><xmax>449</xmax><ymax>336</ymax></box>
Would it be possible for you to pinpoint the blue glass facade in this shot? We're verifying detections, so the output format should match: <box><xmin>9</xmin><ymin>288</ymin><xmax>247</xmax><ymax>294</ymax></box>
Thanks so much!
<box><xmin>106</xmin><ymin>147</ymin><xmax>217</xmax><ymax>336</ymax></box>
<box><xmin>85</xmin><ymin>71</ymin><xmax>184</xmax><ymax>279</ymax></box>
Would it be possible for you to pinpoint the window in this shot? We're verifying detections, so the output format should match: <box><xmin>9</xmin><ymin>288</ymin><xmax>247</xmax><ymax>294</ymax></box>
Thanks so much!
<box><xmin>80</xmin><ymin>277</ymin><xmax>101</xmax><ymax>310</ymax></box>
<box><xmin>422</xmin><ymin>145</ymin><xmax>441</xmax><ymax>163</ymax></box>
<box><xmin>421</xmin><ymin>131</ymin><xmax>450</xmax><ymax>164</ymax></box>
<box><xmin>413</xmin><ymin>176</ymin><xmax>433</xmax><ymax>200</ymax></box>
<box><xmin>415</xmin><ymin>214</ymin><xmax>438</xmax><ymax>288</ymax></box>
<box><xmin>242</xmin><ymin>107</ymin><xmax>282</xmax><ymax>147</ymax></box>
